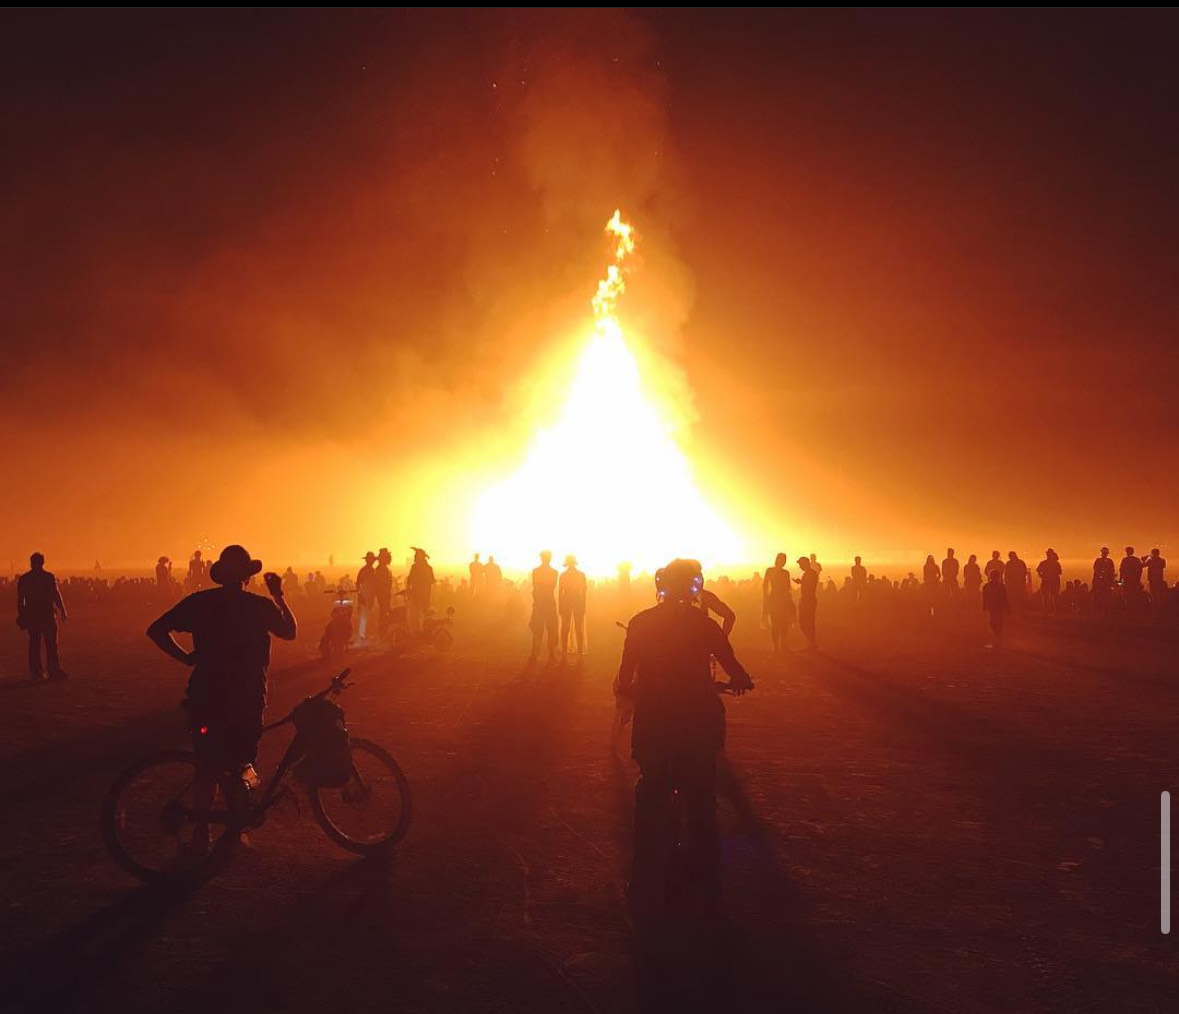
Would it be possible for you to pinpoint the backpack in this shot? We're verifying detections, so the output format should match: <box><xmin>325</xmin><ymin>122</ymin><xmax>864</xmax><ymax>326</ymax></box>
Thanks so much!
<box><xmin>293</xmin><ymin>696</ymin><xmax>353</xmax><ymax>788</ymax></box>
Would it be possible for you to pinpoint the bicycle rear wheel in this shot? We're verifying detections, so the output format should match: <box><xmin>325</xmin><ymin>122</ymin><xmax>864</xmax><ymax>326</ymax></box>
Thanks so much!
<box><xmin>309</xmin><ymin>738</ymin><xmax>412</xmax><ymax>855</ymax></box>
<box><xmin>101</xmin><ymin>750</ymin><xmax>243</xmax><ymax>882</ymax></box>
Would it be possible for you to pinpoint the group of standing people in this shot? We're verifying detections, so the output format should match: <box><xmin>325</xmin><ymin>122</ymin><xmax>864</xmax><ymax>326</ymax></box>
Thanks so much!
<box><xmin>528</xmin><ymin>551</ymin><xmax>587</xmax><ymax>662</ymax></box>
<box><xmin>354</xmin><ymin>547</ymin><xmax>435</xmax><ymax>644</ymax></box>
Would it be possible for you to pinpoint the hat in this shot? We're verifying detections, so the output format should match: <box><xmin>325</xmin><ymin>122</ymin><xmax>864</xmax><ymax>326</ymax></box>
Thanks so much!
<box><xmin>797</xmin><ymin>557</ymin><xmax>809</xmax><ymax>565</ymax></box>
<box><xmin>378</xmin><ymin>547</ymin><xmax>392</xmax><ymax>563</ymax></box>
<box><xmin>158</xmin><ymin>556</ymin><xmax>170</xmax><ymax>565</ymax></box>
<box><xmin>363</xmin><ymin>551</ymin><xmax>377</xmax><ymax>562</ymax></box>
<box><xmin>209</xmin><ymin>545</ymin><xmax>263</xmax><ymax>585</ymax></box>
<box><xmin>412</xmin><ymin>546</ymin><xmax>430</xmax><ymax>561</ymax></box>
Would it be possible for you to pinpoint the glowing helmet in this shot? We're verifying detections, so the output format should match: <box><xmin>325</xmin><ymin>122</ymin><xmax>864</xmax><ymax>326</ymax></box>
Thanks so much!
<box><xmin>655</xmin><ymin>558</ymin><xmax>705</xmax><ymax>603</ymax></box>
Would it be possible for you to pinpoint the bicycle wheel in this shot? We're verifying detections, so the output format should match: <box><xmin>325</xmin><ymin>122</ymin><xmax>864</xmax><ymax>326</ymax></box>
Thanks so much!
<box><xmin>309</xmin><ymin>738</ymin><xmax>412</xmax><ymax>855</ymax></box>
<box><xmin>101</xmin><ymin>750</ymin><xmax>243</xmax><ymax>882</ymax></box>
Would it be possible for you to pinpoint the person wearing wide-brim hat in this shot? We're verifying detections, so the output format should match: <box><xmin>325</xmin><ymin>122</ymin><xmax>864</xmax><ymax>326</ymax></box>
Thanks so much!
<box><xmin>146</xmin><ymin>544</ymin><xmax>296</xmax><ymax>858</ymax></box>
<box><xmin>406</xmin><ymin>547</ymin><xmax>435</xmax><ymax>633</ymax></box>
<box><xmin>355</xmin><ymin>552</ymin><xmax>379</xmax><ymax>645</ymax></box>
<box><xmin>558</xmin><ymin>554</ymin><xmax>588</xmax><ymax>656</ymax></box>
<box><xmin>155</xmin><ymin>555</ymin><xmax>173</xmax><ymax>592</ymax></box>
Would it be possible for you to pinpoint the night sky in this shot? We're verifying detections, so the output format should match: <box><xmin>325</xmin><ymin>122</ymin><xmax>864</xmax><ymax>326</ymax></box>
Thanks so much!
<box><xmin>3</xmin><ymin>9</ymin><xmax>1177</xmax><ymax>568</ymax></box>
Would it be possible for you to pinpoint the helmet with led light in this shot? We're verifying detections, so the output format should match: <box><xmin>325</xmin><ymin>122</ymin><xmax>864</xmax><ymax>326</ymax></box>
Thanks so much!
<box><xmin>655</xmin><ymin>558</ymin><xmax>704</xmax><ymax>603</ymax></box>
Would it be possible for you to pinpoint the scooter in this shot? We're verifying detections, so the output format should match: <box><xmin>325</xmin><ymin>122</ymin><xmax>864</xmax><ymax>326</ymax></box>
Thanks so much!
<box><xmin>384</xmin><ymin>593</ymin><xmax>456</xmax><ymax>654</ymax></box>
<box><xmin>319</xmin><ymin>585</ymin><xmax>355</xmax><ymax>660</ymax></box>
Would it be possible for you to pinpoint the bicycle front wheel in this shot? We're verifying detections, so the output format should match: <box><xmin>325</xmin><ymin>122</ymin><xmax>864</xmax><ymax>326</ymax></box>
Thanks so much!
<box><xmin>101</xmin><ymin>750</ymin><xmax>243</xmax><ymax>882</ymax></box>
<box><xmin>310</xmin><ymin>738</ymin><xmax>412</xmax><ymax>855</ymax></box>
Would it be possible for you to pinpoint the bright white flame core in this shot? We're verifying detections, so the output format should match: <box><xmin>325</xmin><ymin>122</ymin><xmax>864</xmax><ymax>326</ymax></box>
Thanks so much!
<box><xmin>470</xmin><ymin>213</ymin><xmax>742</xmax><ymax>576</ymax></box>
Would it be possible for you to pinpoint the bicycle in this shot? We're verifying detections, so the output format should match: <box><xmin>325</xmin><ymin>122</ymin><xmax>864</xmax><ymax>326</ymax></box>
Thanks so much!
<box><xmin>101</xmin><ymin>668</ymin><xmax>412</xmax><ymax>882</ymax></box>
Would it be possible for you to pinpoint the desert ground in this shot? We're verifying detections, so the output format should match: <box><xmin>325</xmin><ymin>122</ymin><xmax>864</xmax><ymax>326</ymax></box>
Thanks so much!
<box><xmin>2</xmin><ymin>587</ymin><xmax>1177</xmax><ymax>1013</ymax></box>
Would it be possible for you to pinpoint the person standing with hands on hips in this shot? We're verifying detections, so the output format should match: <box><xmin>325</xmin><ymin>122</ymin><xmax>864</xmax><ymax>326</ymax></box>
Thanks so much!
<box><xmin>146</xmin><ymin>544</ymin><xmax>297</xmax><ymax>859</ymax></box>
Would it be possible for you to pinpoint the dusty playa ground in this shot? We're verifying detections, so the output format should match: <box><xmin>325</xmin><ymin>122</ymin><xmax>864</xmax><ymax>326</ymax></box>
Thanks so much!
<box><xmin>1</xmin><ymin>594</ymin><xmax>1177</xmax><ymax>1013</ymax></box>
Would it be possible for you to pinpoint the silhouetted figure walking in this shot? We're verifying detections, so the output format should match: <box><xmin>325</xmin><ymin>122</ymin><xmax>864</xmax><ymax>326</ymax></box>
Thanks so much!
<box><xmin>559</xmin><ymin>554</ymin><xmax>588</xmax><ymax>655</ymax></box>
<box><xmin>146</xmin><ymin>544</ymin><xmax>296</xmax><ymax>857</ymax></box>
<box><xmin>469</xmin><ymin>553</ymin><xmax>484</xmax><ymax>599</ymax></box>
<box><xmin>941</xmin><ymin>548</ymin><xmax>960</xmax><ymax>602</ymax></box>
<box><xmin>1092</xmin><ymin>547</ymin><xmax>1116</xmax><ymax>617</ymax></box>
<box><xmin>406</xmin><ymin>547</ymin><xmax>435</xmax><ymax>633</ymax></box>
<box><xmin>615</xmin><ymin>558</ymin><xmax>753</xmax><ymax>921</ymax></box>
<box><xmin>17</xmin><ymin>552</ymin><xmax>68</xmax><ymax>680</ymax></box>
<box><xmin>982</xmin><ymin>567</ymin><xmax>1009</xmax><ymax>647</ymax></box>
<box><xmin>1037</xmin><ymin>549</ymin><xmax>1062</xmax><ymax>615</ymax></box>
<box><xmin>795</xmin><ymin>556</ymin><xmax>819</xmax><ymax>648</ymax></box>
<box><xmin>763</xmin><ymin>553</ymin><xmax>794</xmax><ymax>653</ymax></box>
<box><xmin>529</xmin><ymin>550</ymin><xmax>559</xmax><ymax>663</ymax></box>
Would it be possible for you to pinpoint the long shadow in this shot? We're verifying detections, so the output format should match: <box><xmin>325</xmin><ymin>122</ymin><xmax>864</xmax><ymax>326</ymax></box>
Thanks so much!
<box><xmin>0</xmin><ymin>657</ymin><xmax>340</xmax><ymax>811</ymax></box>
<box><xmin>623</xmin><ymin>753</ymin><xmax>926</xmax><ymax>1013</ymax></box>
<box><xmin>3</xmin><ymin>879</ymin><xmax>202</xmax><ymax>1011</ymax></box>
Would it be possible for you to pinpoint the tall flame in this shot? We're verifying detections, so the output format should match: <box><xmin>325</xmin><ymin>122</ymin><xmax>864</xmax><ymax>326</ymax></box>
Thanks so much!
<box><xmin>470</xmin><ymin>211</ymin><xmax>741</xmax><ymax>576</ymax></box>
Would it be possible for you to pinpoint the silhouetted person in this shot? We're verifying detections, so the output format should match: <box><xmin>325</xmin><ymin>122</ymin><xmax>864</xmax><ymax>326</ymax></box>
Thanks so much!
<box><xmin>481</xmin><ymin>555</ymin><xmax>501</xmax><ymax>606</ymax></box>
<box><xmin>469</xmin><ymin>553</ymin><xmax>484</xmax><ymax>599</ymax></box>
<box><xmin>1037</xmin><ymin>548</ymin><xmax>1062</xmax><ymax>615</ymax></box>
<box><xmin>795</xmin><ymin>556</ymin><xmax>819</xmax><ymax>648</ymax></box>
<box><xmin>984</xmin><ymin>550</ymin><xmax>1004</xmax><ymax>582</ymax></box>
<box><xmin>146</xmin><ymin>545</ymin><xmax>296</xmax><ymax>857</ymax></box>
<box><xmin>941</xmin><ymin>548</ymin><xmax>959</xmax><ymax>602</ymax></box>
<box><xmin>615</xmin><ymin>558</ymin><xmax>753</xmax><ymax>920</ymax></box>
<box><xmin>529</xmin><ymin>550</ymin><xmax>559</xmax><ymax>662</ymax></box>
<box><xmin>187</xmin><ymin>549</ymin><xmax>207</xmax><ymax>592</ymax></box>
<box><xmin>406</xmin><ymin>547</ymin><xmax>435</xmax><ymax>632</ymax></box>
<box><xmin>1005</xmin><ymin>552</ymin><xmax>1028</xmax><ymax>611</ymax></box>
<box><xmin>155</xmin><ymin>556</ymin><xmax>172</xmax><ymax>593</ymax></box>
<box><xmin>1092</xmin><ymin>546</ymin><xmax>1116</xmax><ymax>617</ymax></box>
<box><xmin>698</xmin><ymin>580</ymin><xmax>736</xmax><ymax>637</ymax></box>
<box><xmin>1144</xmin><ymin>548</ymin><xmax>1167</xmax><ymax>619</ymax></box>
<box><xmin>850</xmin><ymin>555</ymin><xmax>867</xmax><ymax>605</ymax></box>
<box><xmin>559</xmin><ymin>554</ymin><xmax>588</xmax><ymax>655</ymax></box>
<box><xmin>17</xmin><ymin>552</ymin><xmax>68</xmax><ymax>680</ymax></box>
<box><xmin>355</xmin><ymin>551</ymin><xmax>378</xmax><ymax>643</ymax></box>
<box><xmin>375</xmin><ymin>548</ymin><xmax>394</xmax><ymax>633</ymax></box>
<box><xmin>762</xmin><ymin>553</ymin><xmax>794</xmax><ymax>653</ymax></box>
<box><xmin>1120</xmin><ymin>546</ymin><xmax>1144</xmax><ymax>615</ymax></box>
<box><xmin>922</xmin><ymin>554</ymin><xmax>940</xmax><ymax>616</ymax></box>
<box><xmin>963</xmin><ymin>554</ymin><xmax>981</xmax><ymax>600</ymax></box>
<box><xmin>982</xmin><ymin>567</ymin><xmax>1009</xmax><ymax>647</ymax></box>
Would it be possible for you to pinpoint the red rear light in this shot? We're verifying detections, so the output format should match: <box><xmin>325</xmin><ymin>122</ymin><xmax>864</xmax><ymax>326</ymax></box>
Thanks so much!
<box><xmin>199</xmin><ymin>726</ymin><xmax>209</xmax><ymax>736</ymax></box>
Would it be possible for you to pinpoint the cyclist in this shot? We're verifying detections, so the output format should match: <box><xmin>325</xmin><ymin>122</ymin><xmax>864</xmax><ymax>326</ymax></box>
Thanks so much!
<box><xmin>146</xmin><ymin>544</ymin><xmax>296</xmax><ymax>857</ymax></box>
<box><xmin>615</xmin><ymin>558</ymin><xmax>753</xmax><ymax>920</ymax></box>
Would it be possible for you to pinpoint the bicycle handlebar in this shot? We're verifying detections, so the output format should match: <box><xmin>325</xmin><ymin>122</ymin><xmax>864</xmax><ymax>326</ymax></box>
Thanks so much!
<box><xmin>262</xmin><ymin>669</ymin><xmax>354</xmax><ymax>732</ymax></box>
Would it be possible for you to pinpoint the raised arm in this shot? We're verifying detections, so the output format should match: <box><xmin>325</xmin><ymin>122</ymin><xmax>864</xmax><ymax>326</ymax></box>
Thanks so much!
<box><xmin>264</xmin><ymin>572</ymin><xmax>297</xmax><ymax>640</ymax></box>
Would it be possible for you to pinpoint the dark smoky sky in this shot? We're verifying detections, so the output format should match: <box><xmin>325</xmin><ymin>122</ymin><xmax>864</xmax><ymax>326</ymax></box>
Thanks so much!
<box><xmin>2</xmin><ymin>8</ymin><xmax>1177</xmax><ymax>568</ymax></box>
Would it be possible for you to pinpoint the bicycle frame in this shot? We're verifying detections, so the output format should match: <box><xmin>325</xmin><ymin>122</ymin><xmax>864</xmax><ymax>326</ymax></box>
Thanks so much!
<box><xmin>244</xmin><ymin>667</ymin><xmax>354</xmax><ymax>821</ymax></box>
